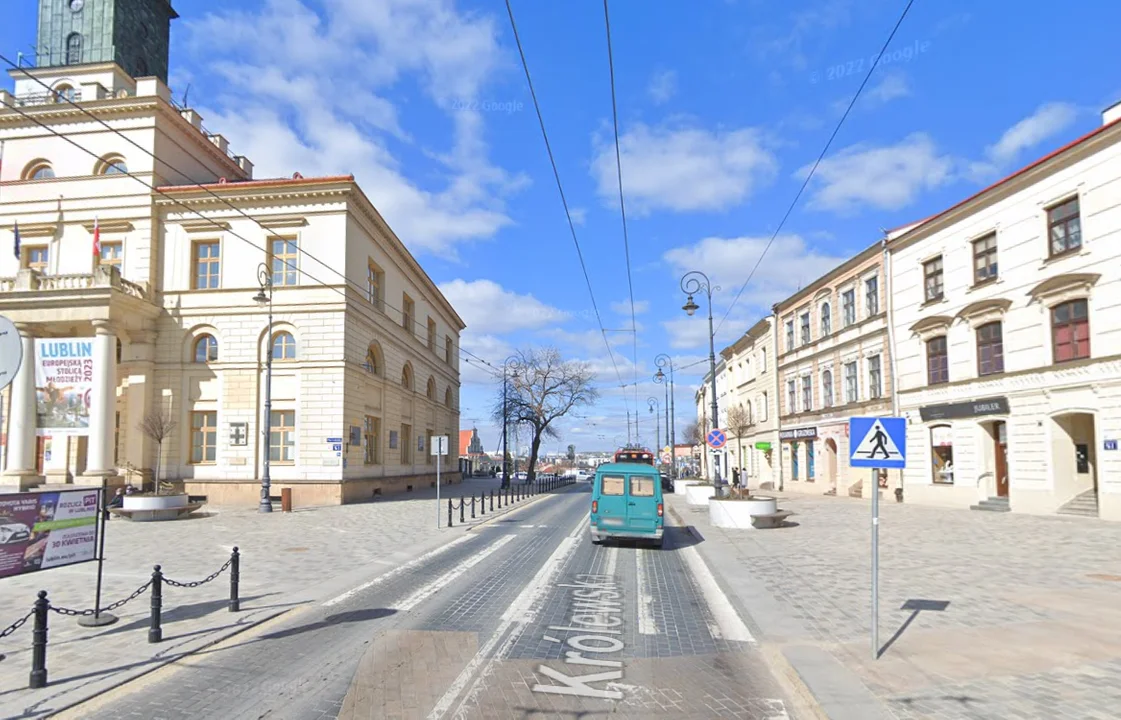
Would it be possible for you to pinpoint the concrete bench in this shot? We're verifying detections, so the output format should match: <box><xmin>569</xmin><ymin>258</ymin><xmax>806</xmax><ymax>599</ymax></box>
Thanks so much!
<box><xmin>750</xmin><ymin>510</ymin><xmax>793</xmax><ymax>529</ymax></box>
<box><xmin>108</xmin><ymin>502</ymin><xmax>205</xmax><ymax>522</ymax></box>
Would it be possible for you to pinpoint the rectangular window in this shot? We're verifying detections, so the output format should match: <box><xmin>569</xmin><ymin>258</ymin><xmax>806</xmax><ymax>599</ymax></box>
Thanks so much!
<box><xmin>23</xmin><ymin>246</ymin><xmax>49</xmax><ymax>272</ymax></box>
<box><xmin>923</xmin><ymin>256</ymin><xmax>944</xmax><ymax>302</ymax></box>
<box><xmin>1051</xmin><ymin>299</ymin><xmax>1090</xmax><ymax>363</ymax></box>
<box><xmin>630</xmin><ymin>476</ymin><xmax>655</xmax><ymax>497</ymax></box>
<box><xmin>787</xmin><ymin>379</ymin><xmax>797</xmax><ymax>414</ymax></box>
<box><xmin>269</xmin><ymin>237</ymin><xmax>298</xmax><ymax>286</ymax></box>
<box><xmin>402</xmin><ymin>294</ymin><xmax>415</xmax><ymax>334</ymax></box>
<box><xmin>868</xmin><ymin>355</ymin><xmax>882</xmax><ymax>398</ymax></box>
<box><xmin>427</xmin><ymin>318</ymin><xmax>437</xmax><ymax>351</ymax></box>
<box><xmin>192</xmin><ymin>241</ymin><xmax>220</xmax><ymax>289</ymax></box>
<box><xmin>791</xmin><ymin>441</ymin><xmax>800</xmax><ymax>481</ymax></box>
<box><xmin>931</xmin><ymin>426</ymin><xmax>953</xmax><ymax>484</ymax></box>
<box><xmin>269</xmin><ymin>410</ymin><xmax>296</xmax><ymax>463</ymax></box>
<box><xmin>100</xmin><ymin>242</ymin><xmax>122</xmax><ymax>270</ymax></box>
<box><xmin>977</xmin><ymin>322</ymin><xmax>1004</xmax><ymax>376</ymax></box>
<box><xmin>785</xmin><ymin>320</ymin><xmax>794</xmax><ymax>351</ymax></box>
<box><xmin>801</xmin><ymin>375</ymin><xmax>812</xmax><ymax>412</ymax></box>
<box><xmin>760</xmin><ymin>348</ymin><xmax>767</xmax><ymax>372</ymax></box>
<box><xmin>364</xmin><ymin>415</ymin><xmax>380</xmax><ymax>465</ymax></box>
<box><xmin>367</xmin><ymin>261</ymin><xmax>383</xmax><ymax>310</ymax></box>
<box><xmin>807</xmin><ymin>439</ymin><xmax>815</xmax><ymax>480</ymax></box>
<box><xmin>865</xmin><ymin>276</ymin><xmax>879</xmax><ymax>316</ymax></box>
<box><xmin>844</xmin><ymin>361</ymin><xmax>858</xmax><ymax>403</ymax></box>
<box><xmin>822</xmin><ymin>371</ymin><xmax>833</xmax><ymax>407</ymax></box>
<box><xmin>842</xmin><ymin>289</ymin><xmax>856</xmax><ymax>326</ymax></box>
<box><xmin>1047</xmin><ymin>197</ymin><xmax>1081</xmax><ymax>257</ymax></box>
<box><xmin>190</xmin><ymin>411</ymin><xmax>217</xmax><ymax>464</ymax></box>
<box><xmin>800</xmin><ymin>312</ymin><xmax>811</xmax><ymax>345</ymax></box>
<box><xmin>445</xmin><ymin>336</ymin><xmax>453</xmax><ymax>364</ymax></box>
<box><xmin>927</xmin><ymin>336</ymin><xmax>949</xmax><ymax>384</ymax></box>
<box><xmin>400</xmin><ymin>424</ymin><xmax>412</xmax><ymax>464</ymax></box>
<box><xmin>760</xmin><ymin>391</ymin><xmax>768</xmax><ymax>422</ymax></box>
<box><xmin>821</xmin><ymin>303</ymin><xmax>831</xmax><ymax>336</ymax></box>
<box><xmin>601</xmin><ymin>475</ymin><xmax>625</xmax><ymax>496</ymax></box>
<box><xmin>973</xmin><ymin>233</ymin><xmax>998</xmax><ymax>284</ymax></box>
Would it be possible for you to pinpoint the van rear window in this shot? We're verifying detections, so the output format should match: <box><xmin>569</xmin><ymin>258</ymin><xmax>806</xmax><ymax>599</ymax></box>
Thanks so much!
<box><xmin>630</xmin><ymin>477</ymin><xmax>655</xmax><ymax>497</ymax></box>
<box><xmin>600</xmin><ymin>475</ymin><xmax>625</xmax><ymax>495</ymax></box>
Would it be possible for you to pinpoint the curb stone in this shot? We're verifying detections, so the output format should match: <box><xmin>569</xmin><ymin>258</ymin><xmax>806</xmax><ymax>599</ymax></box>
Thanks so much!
<box><xmin>466</xmin><ymin>483</ymin><xmax>581</xmax><ymax>533</ymax></box>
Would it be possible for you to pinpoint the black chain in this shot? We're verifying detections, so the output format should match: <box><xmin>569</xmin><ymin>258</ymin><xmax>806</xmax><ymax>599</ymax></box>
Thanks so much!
<box><xmin>163</xmin><ymin>557</ymin><xmax>233</xmax><ymax>588</ymax></box>
<box><xmin>51</xmin><ymin>579</ymin><xmax>153</xmax><ymax>616</ymax></box>
<box><xmin>0</xmin><ymin>609</ymin><xmax>35</xmax><ymax>639</ymax></box>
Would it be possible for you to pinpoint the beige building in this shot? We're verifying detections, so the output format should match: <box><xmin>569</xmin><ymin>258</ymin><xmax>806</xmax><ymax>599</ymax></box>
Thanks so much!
<box><xmin>0</xmin><ymin>3</ymin><xmax>463</xmax><ymax>505</ymax></box>
<box><xmin>774</xmin><ymin>241</ymin><xmax>900</xmax><ymax>497</ymax></box>
<box><xmin>888</xmin><ymin>103</ymin><xmax>1121</xmax><ymax>521</ymax></box>
<box><xmin>718</xmin><ymin>318</ymin><xmax>778</xmax><ymax>491</ymax></box>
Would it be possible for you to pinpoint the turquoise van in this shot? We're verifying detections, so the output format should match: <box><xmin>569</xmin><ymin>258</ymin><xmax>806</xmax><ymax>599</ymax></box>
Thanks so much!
<box><xmin>590</xmin><ymin>462</ymin><xmax>664</xmax><ymax>547</ymax></box>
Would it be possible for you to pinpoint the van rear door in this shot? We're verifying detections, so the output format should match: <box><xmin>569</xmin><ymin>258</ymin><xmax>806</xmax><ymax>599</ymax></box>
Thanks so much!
<box><xmin>625</xmin><ymin>473</ymin><xmax>659</xmax><ymax>532</ymax></box>
<box><xmin>596</xmin><ymin>473</ymin><xmax>628</xmax><ymax>529</ymax></box>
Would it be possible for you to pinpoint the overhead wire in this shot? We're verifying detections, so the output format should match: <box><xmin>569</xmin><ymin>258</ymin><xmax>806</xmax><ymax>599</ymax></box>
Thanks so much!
<box><xmin>713</xmin><ymin>0</ymin><xmax>919</xmax><ymax>336</ymax></box>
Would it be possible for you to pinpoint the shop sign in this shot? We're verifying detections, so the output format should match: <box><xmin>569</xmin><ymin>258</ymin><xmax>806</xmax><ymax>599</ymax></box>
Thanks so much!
<box><xmin>779</xmin><ymin>426</ymin><xmax>818</xmax><ymax>441</ymax></box>
<box><xmin>919</xmin><ymin>396</ymin><xmax>1009</xmax><ymax>422</ymax></box>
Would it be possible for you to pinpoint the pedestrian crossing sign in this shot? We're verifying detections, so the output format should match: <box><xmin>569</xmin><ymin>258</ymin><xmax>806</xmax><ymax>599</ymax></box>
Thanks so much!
<box><xmin>849</xmin><ymin>416</ymin><xmax>907</xmax><ymax>469</ymax></box>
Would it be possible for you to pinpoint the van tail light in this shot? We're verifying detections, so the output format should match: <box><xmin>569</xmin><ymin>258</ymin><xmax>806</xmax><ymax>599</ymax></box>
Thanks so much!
<box><xmin>592</xmin><ymin>500</ymin><xmax>598</xmax><ymax>514</ymax></box>
<box><xmin>657</xmin><ymin>503</ymin><xmax>664</xmax><ymax>517</ymax></box>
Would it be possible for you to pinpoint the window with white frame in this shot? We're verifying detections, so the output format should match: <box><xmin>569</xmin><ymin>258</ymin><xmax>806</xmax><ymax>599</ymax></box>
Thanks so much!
<box><xmin>867</xmin><ymin>354</ymin><xmax>882</xmax><ymax>398</ymax></box>
<box><xmin>800</xmin><ymin>312</ymin><xmax>811</xmax><ymax>345</ymax></box>
<box><xmin>842</xmin><ymin>289</ymin><xmax>856</xmax><ymax>326</ymax></box>
<box><xmin>865</xmin><ymin>276</ymin><xmax>879</xmax><ymax>316</ymax></box>
<box><xmin>844</xmin><ymin>361</ymin><xmax>858</xmax><ymax>403</ymax></box>
<box><xmin>786</xmin><ymin>378</ymin><xmax>797</xmax><ymax>414</ymax></box>
<box><xmin>821</xmin><ymin>302</ymin><xmax>831</xmax><ymax>335</ymax></box>
<box><xmin>822</xmin><ymin>369</ymin><xmax>833</xmax><ymax>407</ymax></box>
<box><xmin>760</xmin><ymin>391</ymin><xmax>768</xmax><ymax>421</ymax></box>
<box><xmin>785</xmin><ymin>320</ymin><xmax>795</xmax><ymax>351</ymax></box>
<box><xmin>801</xmin><ymin>375</ymin><xmax>812</xmax><ymax>411</ymax></box>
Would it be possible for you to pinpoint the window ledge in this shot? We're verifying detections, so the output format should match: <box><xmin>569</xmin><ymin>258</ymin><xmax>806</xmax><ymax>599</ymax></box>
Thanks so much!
<box><xmin>967</xmin><ymin>278</ymin><xmax>1001</xmax><ymax>293</ymax></box>
<box><xmin>1041</xmin><ymin>248</ymin><xmax>1088</xmax><ymax>268</ymax></box>
<box><xmin>920</xmin><ymin>296</ymin><xmax>948</xmax><ymax>309</ymax></box>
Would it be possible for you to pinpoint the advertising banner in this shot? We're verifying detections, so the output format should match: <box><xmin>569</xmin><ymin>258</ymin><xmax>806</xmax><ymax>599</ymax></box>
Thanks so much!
<box><xmin>35</xmin><ymin>338</ymin><xmax>95</xmax><ymax>436</ymax></box>
<box><xmin>0</xmin><ymin>488</ymin><xmax>99</xmax><ymax>580</ymax></box>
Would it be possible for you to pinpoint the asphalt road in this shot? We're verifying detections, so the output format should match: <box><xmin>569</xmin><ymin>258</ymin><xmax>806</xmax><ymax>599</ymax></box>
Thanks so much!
<box><xmin>71</xmin><ymin>486</ymin><xmax>797</xmax><ymax>720</ymax></box>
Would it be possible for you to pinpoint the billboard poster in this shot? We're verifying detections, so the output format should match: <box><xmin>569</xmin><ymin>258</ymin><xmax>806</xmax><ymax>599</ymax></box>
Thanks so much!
<box><xmin>35</xmin><ymin>338</ymin><xmax>95</xmax><ymax>436</ymax></box>
<box><xmin>0</xmin><ymin>489</ymin><xmax>99</xmax><ymax>580</ymax></box>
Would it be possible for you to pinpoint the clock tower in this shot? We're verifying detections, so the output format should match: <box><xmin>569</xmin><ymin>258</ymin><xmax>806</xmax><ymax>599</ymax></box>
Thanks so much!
<box><xmin>36</xmin><ymin>0</ymin><xmax>178</xmax><ymax>83</ymax></box>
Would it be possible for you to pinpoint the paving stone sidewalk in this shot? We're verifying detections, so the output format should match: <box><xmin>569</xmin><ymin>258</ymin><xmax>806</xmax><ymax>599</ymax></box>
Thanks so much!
<box><xmin>0</xmin><ymin>476</ymin><xmax>553</xmax><ymax>718</ymax></box>
<box><xmin>668</xmin><ymin>491</ymin><xmax>1121</xmax><ymax>720</ymax></box>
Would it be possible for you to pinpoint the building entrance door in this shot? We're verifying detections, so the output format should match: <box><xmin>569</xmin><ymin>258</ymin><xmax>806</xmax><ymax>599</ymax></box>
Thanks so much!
<box><xmin>993</xmin><ymin>421</ymin><xmax>1008</xmax><ymax>497</ymax></box>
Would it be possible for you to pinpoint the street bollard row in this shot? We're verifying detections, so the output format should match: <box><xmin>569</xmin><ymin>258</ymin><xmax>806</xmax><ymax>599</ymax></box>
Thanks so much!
<box><xmin>445</xmin><ymin>476</ymin><xmax>575</xmax><ymax>527</ymax></box>
<box><xmin>7</xmin><ymin>547</ymin><xmax>242</xmax><ymax>690</ymax></box>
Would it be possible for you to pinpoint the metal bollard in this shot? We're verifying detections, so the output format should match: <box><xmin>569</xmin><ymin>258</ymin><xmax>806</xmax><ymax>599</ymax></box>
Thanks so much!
<box><xmin>460</xmin><ymin>498</ymin><xmax>465</xmax><ymax>524</ymax></box>
<box><xmin>480</xmin><ymin>491</ymin><xmax>485</xmax><ymax>515</ymax></box>
<box><xmin>229</xmin><ymin>547</ymin><xmax>240</xmax><ymax>612</ymax></box>
<box><xmin>149</xmin><ymin>565</ymin><xmax>163</xmax><ymax>644</ymax></box>
<box><xmin>471</xmin><ymin>495</ymin><xmax>476</xmax><ymax>519</ymax></box>
<box><xmin>28</xmin><ymin>590</ymin><xmax>48</xmax><ymax>689</ymax></box>
<box><xmin>490</xmin><ymin>490</ymin><xmax>494</xmax><ymax>512</ymax></box>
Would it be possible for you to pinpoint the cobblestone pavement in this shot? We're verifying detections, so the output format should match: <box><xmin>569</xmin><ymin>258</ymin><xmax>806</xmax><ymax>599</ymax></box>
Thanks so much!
<box><xmin>0</xmin><ymin>476</ymin><xmax>553</xmax><ymax>719</ymax></box>
<box><xmin>71</xmin><ymin>486</ymin><xmax>802</xmax><ymax>720</ymax></box>
<box><xmin>670</xmin><ymin>491</ymin><xmax>1121</xmax><ymax>720</ymax></box>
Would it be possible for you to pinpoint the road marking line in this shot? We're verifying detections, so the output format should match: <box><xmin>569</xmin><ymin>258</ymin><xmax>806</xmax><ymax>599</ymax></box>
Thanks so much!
<box><xmin>680</xmin><ymin>545</ymin><xmax>755</xmax><ymax>643</ymax></box>
<box><xmin>395</xmin><ymin>534</ymin><xmax>515</xmax><ymax>612</ymax></box>
<box><xmin>635</xmin><ymin>549</ymin><xmax>658</xmax><ymax>635</ymax></box>
<box><xmin>429</xmin><ymin>511</ymin><xmax>588</xmax><ymax>720</ymax></box>
<box><xmin>322</xmin><ymin>534</ymin><xmax>474</xmax><ymax>607</ymax></box>
<box><xmin>602</xmin><ymin>544</ymin><xmax>617</xmax><ymax>577</ymax></box>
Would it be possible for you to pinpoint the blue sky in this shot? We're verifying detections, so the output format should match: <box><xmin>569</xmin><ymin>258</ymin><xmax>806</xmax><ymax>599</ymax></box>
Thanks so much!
<box><xmin>5</xmin><ymin>0</ymin><xmax>1121</xmax><ymax>456</ymax></box>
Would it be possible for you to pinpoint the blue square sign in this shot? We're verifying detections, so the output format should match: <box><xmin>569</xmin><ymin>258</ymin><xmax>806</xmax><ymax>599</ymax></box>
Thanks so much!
<box><xmin>849</xmin><ymin>417</ymin><xmax>907</xmax><ymax>470</ymax></box>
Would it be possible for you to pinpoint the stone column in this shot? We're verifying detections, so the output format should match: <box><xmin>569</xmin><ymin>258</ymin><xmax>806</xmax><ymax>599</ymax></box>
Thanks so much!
<box><xmin>2</xmin><ymin>324</ymin><xmax>40</xmax><ymax>489</ymax></box>
<box><xmin>122</xmin><ymin>330</ymin><xmax>156</xmax><ymax>486</ymax></box>
<box><xmin>83</xmin><ymin>320</ymin><xmax>118</xmax><ymax>478</ymax></box>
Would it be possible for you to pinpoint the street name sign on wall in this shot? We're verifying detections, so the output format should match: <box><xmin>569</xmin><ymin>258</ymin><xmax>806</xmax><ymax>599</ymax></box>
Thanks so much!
<box><xmin>849</xmin><ymin>417</ymin><xmax>907</xmax><ymax>470</ymax></box>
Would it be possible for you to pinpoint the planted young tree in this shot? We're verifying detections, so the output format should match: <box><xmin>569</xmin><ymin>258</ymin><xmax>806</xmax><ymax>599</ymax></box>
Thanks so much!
<box><xmin>726</xmin><ymin>403</ymin><xmax>754</xmax><ymax>497</ymax></box>
<box><xmin>492</xmin><ymin>347</ymin><xmax>598</xmax><ymax>483</ymax></box>
<box><xmin>138</xmin><ymin>409</ymin><xmax>177</xmax><ymax>494</ymax></box>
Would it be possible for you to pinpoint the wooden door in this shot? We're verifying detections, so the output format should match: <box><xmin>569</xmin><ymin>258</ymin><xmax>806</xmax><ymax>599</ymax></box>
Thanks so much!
<box><xmin>994</xmin><ymin>421</ymin><xmax>1008</xmax><ymax>497</ymax></box>
<box><xmin>35</xmin><ymin>437</ymin><xmax>45</xmax><ymax>476</ymax></box>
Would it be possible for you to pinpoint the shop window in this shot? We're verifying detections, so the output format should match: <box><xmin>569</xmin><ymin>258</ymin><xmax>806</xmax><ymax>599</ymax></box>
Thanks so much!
<box><xmin>791</xmin><ymin>441</ymin><xmax>800</xmax><ymax>481</ymax></box>
<box><xmin>806</xmin><ymin>439</ymin><xmax>815</xmax><ymax>481</ymax></box>
<box><xmin>931</xmin><ymin>425</ymin><xmax>953</xmax><ymax>484</ymax></box>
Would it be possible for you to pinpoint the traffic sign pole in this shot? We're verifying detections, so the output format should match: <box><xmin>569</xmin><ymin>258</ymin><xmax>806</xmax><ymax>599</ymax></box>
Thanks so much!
<box><xmin>872</xmin><ymin>466</ymin><xmax>879</xmax><ymax>660</ymax></box>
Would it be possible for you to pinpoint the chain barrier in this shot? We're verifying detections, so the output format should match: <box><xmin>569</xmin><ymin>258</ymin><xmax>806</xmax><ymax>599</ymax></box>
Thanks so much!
<box><xmin>0</xmin><ymin>609</ymin><xmax>35</xmax><ymax>640</ymax></box>
<box><xmin>163</xmin><ymin>556</ymin><xmax>234</xmax><ymax>588</ymax></box>
<box><xmin>49</xmin><ymin>580</ymin><xmax>153</xmax><ymax>617</ymax></box>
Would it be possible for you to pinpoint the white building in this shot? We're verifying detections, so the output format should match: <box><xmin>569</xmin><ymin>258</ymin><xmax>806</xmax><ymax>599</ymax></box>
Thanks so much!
<box><xmin>887</xmin><ymin>102</ymin><xmax>1121</xmax><ymax>521</ymax></box>
<box><xmin>718</xmin><ymin>318</ymin><xmax>778</xmax><ymax>491</ymax></box>
<box><xmin>0</xmin><ymin>0</ymin><xmax>464</xmax><ymax>505</ymax></box>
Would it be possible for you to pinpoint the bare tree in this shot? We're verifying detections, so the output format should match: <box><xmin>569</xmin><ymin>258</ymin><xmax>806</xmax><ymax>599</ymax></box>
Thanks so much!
<box><xmin>492</xmin><ymin>347</ymin><xmax>598</xmax><ymax>482</ymax></box>
<box><xmin>138</xmin><ymin>409</ymin><xmax>177</xmax><ymax>494</ymax></box>
<box><xmin>683</xmin><ymin>421</ymin><xmax>703</xmax><ymax>446</ymax></box>
<box><xmin>726</xmin><ymin>403</ymin><xmax>754</xmax><ymax>494</ymax></box>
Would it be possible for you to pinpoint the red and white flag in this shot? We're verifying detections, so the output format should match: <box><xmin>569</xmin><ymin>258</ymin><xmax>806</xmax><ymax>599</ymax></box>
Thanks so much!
<box><xmin>92</xmin><ymin>216</ymin><xmax>101</xmax><ymax>260</ymax></box>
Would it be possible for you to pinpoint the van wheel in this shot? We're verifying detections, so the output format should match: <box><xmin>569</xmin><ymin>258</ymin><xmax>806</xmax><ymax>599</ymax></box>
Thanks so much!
<box><xmin>652</xmin><ymin>537</ymin><xmax>664</xmax><ymax>549</ymax></box>
<box><xmin>591</xmin><ymin>535</ymin><xmax>603</xmax><ymax>545</ymax></box>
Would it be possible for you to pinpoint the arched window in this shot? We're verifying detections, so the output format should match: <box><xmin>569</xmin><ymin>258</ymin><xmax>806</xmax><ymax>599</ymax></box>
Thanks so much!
<box><xmin>401</xmin><ymin>363</ymin><xmax>413</xmax><ymax>390</ymax></box>
<box><xmin>822</xmin><ymin>369</ymin><xmax>833</xmax><ymax>407</ymax></box>
<box><xmin>444</xmin><ymin>386</ymin><xmax>453</xmax><ymax>408</ymax></box>
<box><xmin>364</xmin><ymin>343</ymin><xmax>381</xmax><ymax>375</ymax></box>
<box><xmin>22</xmin><ymin>160</ymin><xmax>55</xmax><ymax>180</ymax></box>
<box><xmin>53</xmin><ymin>84</ymin><xmax>76</xmax><ymax>103</ymax></box>
<box><xmin>66</xmin><ymin>33</ymin><xmax>82</xmax><ymax>65</ymax></box>
<box><xmin>426</xmin><ymin>377</ymin><xmax>436</xmax><ymax>400</ymax></box>
<box><xmin>271</xmin><ymin>331</ymin><xmax>296</xmax><ymax>360</ymax></box>
<box><xmin>194</xmin><ymin>334</ymin><xmax>218</xmax><ymax>363</ymax></box>
<box><xmin>95</xmin><ymin>155</ymin><xmax>128</xmax><ymax>175</ymax></box>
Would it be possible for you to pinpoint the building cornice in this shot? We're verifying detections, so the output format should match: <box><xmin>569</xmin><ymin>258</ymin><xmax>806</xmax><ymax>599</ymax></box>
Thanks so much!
<box><xmin>897</xmin><ymin>355</ymin><xmax>1121</xmax><ymax>402</ymax></box>
<box><xmin>775</xmin><ymin>240</ymin><xmax>882</xmax><ymax>313</ymax></box>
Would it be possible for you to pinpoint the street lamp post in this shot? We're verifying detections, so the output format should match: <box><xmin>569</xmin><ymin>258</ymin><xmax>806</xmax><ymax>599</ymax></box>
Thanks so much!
<box><xmin>253</xmin><ymin>263</ymin><xmax>274</xmax><ymax>513</ymax></box>
<box><xmin>654</xmin><ymin>355</ymin><xmax>675</xmax><ymax>479</ymax></box>
<box><xmin>681</xmin><ymin>270</ymin><xmax>726</xmax><ymax>498</ymax></box>
<box><xmin>647</xmin><ymin>397</ymin><xmax>660</xmax><ymax>465</ymax></box>
<box><xmin>502</xmin><ymin>355</ymin><xmax>519</xmax><ymax>488</ymax></box>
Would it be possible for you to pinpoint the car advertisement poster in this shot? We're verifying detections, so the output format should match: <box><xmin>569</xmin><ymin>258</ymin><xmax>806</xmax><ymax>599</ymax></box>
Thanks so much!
<box><xmin>35</xmin><ymin>338</ymin><xmax>95</xmax><ymax>436</ymax></box>
<box><xmin>0</xmin><ymin>489</ymin><xmax>99</xmax><ymax>580</ymax></box>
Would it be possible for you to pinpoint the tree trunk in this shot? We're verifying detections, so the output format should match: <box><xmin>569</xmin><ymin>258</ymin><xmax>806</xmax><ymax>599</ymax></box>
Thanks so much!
<box><xmin>527</xmin><ymin>430</ymin><xmax>543</xmax><ymax>483</ymax></box>
<box><xmin>154</xmin><ymin>440</ymin><xmax>162</xmax><ymax>495</ymax></box>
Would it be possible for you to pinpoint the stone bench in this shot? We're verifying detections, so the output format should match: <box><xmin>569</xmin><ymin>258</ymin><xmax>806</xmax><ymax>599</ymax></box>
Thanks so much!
<box><xmin>108</xmin><ymin>502</ymin><xmax>205</xmax><ymax>522</ymax></box>
<box><xmin>749</xmin><ymin>509</ymin><xmax>793</xmax><ymax>529</ymax></box>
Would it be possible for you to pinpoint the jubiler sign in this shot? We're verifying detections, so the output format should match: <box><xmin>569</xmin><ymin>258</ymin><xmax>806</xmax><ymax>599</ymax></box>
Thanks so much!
<box><xmin>0</xmin><ymin>488</ymin><xmax>99</xmax><ymax>580</ymax></box>
<box><xmin>35</xmin><ymin>338</ymin><xmax>96</xmax><ymax>436</ymax></box>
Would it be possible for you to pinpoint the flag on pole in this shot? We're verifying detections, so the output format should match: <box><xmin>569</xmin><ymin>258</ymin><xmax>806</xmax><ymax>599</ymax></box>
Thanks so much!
<box><xmin>13</xmin><ymin>220</ymin><xmax>20</xmax><ymax>259</ymax></box>
<box><xmin>92</xmin><ymin>216</ymin><xmax>101</xmax><ymax>261</ymax></box>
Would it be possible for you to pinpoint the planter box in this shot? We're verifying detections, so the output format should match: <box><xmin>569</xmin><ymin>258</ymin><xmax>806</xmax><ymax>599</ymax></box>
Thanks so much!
<box><xmin>117</xmin><ymin>493</ymin><xmax>198</xmax><ymax>522</ymax></box>
<box><xmin>123</xmin><ymin>494</ymin><xmax>189</xmax><ymax>511</ymax></box>
<box><xmin>709</xmin><ymin>496</ymin><xmax>778</xmax><ymax>530</ymax></box>
<box><xmin>675</xmin><ymin>479</ymin><xmax>702</xmax><ymax>495</ymax></box>
<box><xmin>685</xmin><ymin>484</ymin><xmax>716</xmax><ymax>506</ymax></box>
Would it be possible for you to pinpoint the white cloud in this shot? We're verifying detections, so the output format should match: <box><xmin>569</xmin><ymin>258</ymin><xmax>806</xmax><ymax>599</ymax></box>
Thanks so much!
<box><xmin>183</xmin><ymin>0</ymin><xmax>527</xmax><ymax>256</ymax></box>
<box><xmin>802</xmin><ymin>133</ymin><xmax>954</xmax><ymax>214</ymax></box>
<box><xmin>590</xmin><ymin>122</ymin><xmax>778</xmax><ymax>214</ymax></box>
<box><xmin>865</xmin><ymin>72</ymin><xmax>910</xmax><ymax>105</ymax></box>
<box><xmin>569</xmin><ymin>207</ymin><xmax>588</xmax><ymax>226</ymax></box>
<box><xmin>456</xmin><ymin>333</ymin><xmax>511</xmax><ymax>386</ymax></box>
<box><xmin>754</xmin><ymin>0</ymin><xmax>853</xmax><ymax>71</ymax></box>
<box><xmin>610</xmin><ymin>299</ymin><xmax>650</xmax><ymax>316</ymax></box>
<box><xmin>967</xmin><ymin>102</ymin><xmax>1080</xmax><ymax>180</ymax></box>
<box><xmin>648</xmin><ymin>70</ymin><xmax>677</xmax><ymax>104</ymax></box>
<box><xmin>438</xmin><ymin>279</ymin><xmax>569</xmax><ymax>335</ymax></box>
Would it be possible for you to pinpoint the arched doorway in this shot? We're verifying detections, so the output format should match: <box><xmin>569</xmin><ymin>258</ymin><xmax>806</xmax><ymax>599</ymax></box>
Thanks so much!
<box><xmin>1052</xmin><ymin>411</ymin><xmax>1099</xmax><ymax>516</ymax></box>
<box><xmin>825</xmin><ymin>438</ymin><xmax>838</xmax><ymax>490</ymax></box>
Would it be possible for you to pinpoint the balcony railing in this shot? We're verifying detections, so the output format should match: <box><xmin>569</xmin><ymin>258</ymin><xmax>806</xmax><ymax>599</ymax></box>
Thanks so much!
<box><xmin>0</xmin><ymin>266</ymin><xmax>148</xmax><ymax>300</ymax></box>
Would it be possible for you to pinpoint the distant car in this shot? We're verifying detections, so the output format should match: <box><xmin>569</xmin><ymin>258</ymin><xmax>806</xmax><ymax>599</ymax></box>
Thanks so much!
<box><xmin>0</xmin><ymin>517</ymin><xmax>32</xmax><ymax>545</ymax></box>
<box><xmin>576</xmin><ymin>470</ymin><xmax>593</xmax><ymax>482</ymax></box>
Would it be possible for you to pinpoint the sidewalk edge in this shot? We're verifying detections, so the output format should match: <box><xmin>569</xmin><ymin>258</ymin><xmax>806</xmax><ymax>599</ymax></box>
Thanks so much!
<box><xmin>466</xmin><ymin>484</ymin><xmax>580</xmax><ymax>532</ymax></box>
